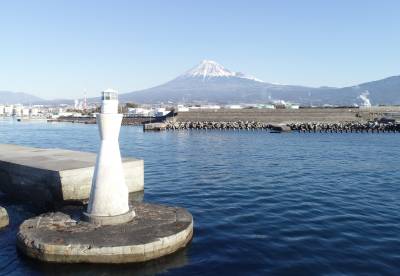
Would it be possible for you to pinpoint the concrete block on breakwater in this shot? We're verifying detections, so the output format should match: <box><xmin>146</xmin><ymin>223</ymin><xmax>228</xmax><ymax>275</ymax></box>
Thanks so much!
<box><xmin>143</xmin><ymin>122</ymin><xmax>167</xmax><ymax>131</ymax></box>
<box><xmin>270</xmin><ymin>124</ymin><xmax>292</xmax><ymax>133</ymax></box>
<box><xmin>0</xmin><ymin>144</ymin><xmax>144</xmax><ymax>206</ymax></box>
<box><xmin>0</xmin><ymin>206</ymin><xmax>9</xmax><ymax>228</ymax></box>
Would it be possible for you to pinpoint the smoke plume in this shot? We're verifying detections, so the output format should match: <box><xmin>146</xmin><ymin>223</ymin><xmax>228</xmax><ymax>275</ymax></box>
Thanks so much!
<box><xmin>358</xmin><ymin>91</ymin><xmax>372</xmax><ymax>107</ymax></box>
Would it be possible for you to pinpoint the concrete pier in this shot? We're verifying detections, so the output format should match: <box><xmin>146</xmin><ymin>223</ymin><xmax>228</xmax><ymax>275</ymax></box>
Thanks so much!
<box><xmin>0</xmin><ymin>144</ymin><xmax>144</xmax><ymax>206</ymax></box>
<box><xmin>0</xmin><ymin>206</ymin><xmax>9</xmax><ymax>228</ymax></box>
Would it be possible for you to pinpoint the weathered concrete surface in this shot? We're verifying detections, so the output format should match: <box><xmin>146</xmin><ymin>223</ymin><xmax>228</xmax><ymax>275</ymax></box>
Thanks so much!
<box><xmin>17</xmin><ymin>202</ymin><xmax>193</xmax><ymax>263</ymax></box>
<box><xmin>0</xmin><ymin>144</ymin><xmax>144</xmax><ymax>205</ymax></box>
<box><xmin>0</xmin><ymin>206</ymin><xmax>9</xmax><ymax>228</ymax></box>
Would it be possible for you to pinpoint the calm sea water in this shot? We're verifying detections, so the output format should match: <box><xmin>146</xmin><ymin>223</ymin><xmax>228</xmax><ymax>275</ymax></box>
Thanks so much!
<box><xmin>0</xmin><ymin>119</ymin><xmax>400</xmax><ymax>275</ymax></box>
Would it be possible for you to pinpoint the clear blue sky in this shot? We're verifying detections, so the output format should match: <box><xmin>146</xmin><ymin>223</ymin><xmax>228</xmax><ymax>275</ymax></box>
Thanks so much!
<box><xmin>1</xmin><ymin>0</ymin><xmax>399</xmax><ymax>99</ymax></box>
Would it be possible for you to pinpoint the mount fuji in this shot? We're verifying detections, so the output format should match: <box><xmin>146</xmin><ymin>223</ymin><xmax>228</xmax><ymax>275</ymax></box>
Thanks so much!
<box><xmin>118</xmin><ymin>60</ymin><xmax>400</xmax><ymax>105</ymax></box>
<box><xmin>120</xmin><ymin>60</ymin><xmax>320</xmax><ymax>104</ymax></box>
<box><xmin>178</xmin><ymin>60</ymin><xmax>264</xmax><ymax>82</ymax></box>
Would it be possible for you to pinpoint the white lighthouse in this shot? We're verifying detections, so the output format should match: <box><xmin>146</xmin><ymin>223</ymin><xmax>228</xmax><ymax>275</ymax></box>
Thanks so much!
<box><xmin>84</xmin><ymin>89</ymin><xmax>135</xmax><ymax>225</ymax></box>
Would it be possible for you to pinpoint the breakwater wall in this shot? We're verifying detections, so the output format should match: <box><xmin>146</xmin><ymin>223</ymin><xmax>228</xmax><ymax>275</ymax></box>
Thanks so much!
<box><xmin>166</xmin><ymin>121</ymin><xmax>269</xmax><ymax>130</ymax></box>
<box><xmin>164</xmin><ymin>120</ymin><xmax>400</xmax><ymax>133</ymax></box>
<box><xmin>288</xmin><ymin>122</ymin><xmax>400</xmax><ymax>133</ymax></box>
<box><xmin>174</xmin><ymin>108</ymin><xmax>365</xmax><ymax>123</ymax></box>
<box><xmin>48</xmin><ymin>117</ymin><xmax>96</xmax><ymax>124</ymax></box>
<box><xmin>49</xmin><ymin>116</ymin><xmax>168</xmax><ymax>126</ymax></box>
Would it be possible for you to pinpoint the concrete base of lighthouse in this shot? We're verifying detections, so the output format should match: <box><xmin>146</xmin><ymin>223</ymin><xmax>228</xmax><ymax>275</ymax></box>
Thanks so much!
<box><xmin>17</xmin><ymin>202</ymin><xmax>193</xmax><ymax>264</ymax></box>
<box><xmin>82</xmin><ymin>208</ymin><xmax>136</xmax><ymax>226</ymax></box>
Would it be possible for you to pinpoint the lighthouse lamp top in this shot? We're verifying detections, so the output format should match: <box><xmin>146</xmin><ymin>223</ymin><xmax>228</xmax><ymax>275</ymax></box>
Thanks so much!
<box><xmin>101</xmin><ymin>89</ymin><xmax>119</xmax><ymax>114</ymax></box>
<box><xmin>102</xmin><ymin>89</ymin><xmax>118</xmax><ymax>101</ymax></box>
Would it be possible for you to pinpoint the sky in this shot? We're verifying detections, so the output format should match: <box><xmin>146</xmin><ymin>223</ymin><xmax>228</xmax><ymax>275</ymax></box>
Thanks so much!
<box><xmin>1</xmin><ymin>0</ymin><xmax>400</xmax><ymax>99</ymax></box>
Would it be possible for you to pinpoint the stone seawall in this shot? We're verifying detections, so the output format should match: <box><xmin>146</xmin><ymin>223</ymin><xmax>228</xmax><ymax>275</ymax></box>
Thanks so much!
<box><xmin>173</xmin><ymin>108</ymin><xmax>365</xmax><ymax>123</ymax></box>
<box><xmin>50</xmin><ymin>116</ymin><xmax>168</xmax><ymax>126</ymax></box>
<box><xmin>160</xmin><ymin>108</ymin><xmax>400</xmax><ymax>132</ymax></box>
<box><xmin>164</xmin><ymin>120</ymin><xmax>400</xmax><ymax>133</ymax></box>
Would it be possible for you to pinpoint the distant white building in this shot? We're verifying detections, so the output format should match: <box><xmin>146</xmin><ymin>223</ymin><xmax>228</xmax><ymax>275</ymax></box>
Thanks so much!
<box><xmin>188</xmin><ymin>105</ymin><xmax>221</xmax><ymax>110</ymax></box>
<box><xmin>30</xmin><ymin>107</ymin><xmax>39</xmax><ymax>117</ymax></box>
<box><xmin>177</xmin><ymin>105</ymin><xmax>189</xmax><ymax>112</ymax></box>
<box><xmin>256</xmin><ymin>104</ymin><xmax>275</xmax><ymax>109</ymax></box>
<box><xmin>0</xmin><ymin>105</ymin><xmax>44</xmax><ymax>117</ymax></box>
<box><xmin>57</xmin><ymin>111</ymin><xmax>82</xmax><ymax>117</ymax></box>
<box><xmin>287</xmin><ymin>104</ymin><xmax>300</xmax><ymax>109</ymax></box>
<box><xmin>4</xmin><ymin>105</ymin><xmax>13</xmax><ymax>116</ymax></box>
<box><xmin>272</xmin><ymin>100</ymin><xmax>300</xmax><ymax>109</ymax></box>
<box><xmin>202</xmin><ymin>105</ymin><xmax>221</xmax><ymax>110</ymax></box>
<box><xmin>127</xmin><ymin>108</ymin><xmax>153</xmax><ymax>117</ymax></box>
<box><xmin>21</xmin><ymin>108</ymin><xmax>30</xmax><ymax>117</ymax></box>
<box><xmin>13</xmin><ymin>104</ymin><xmax>23</xmax><ymax>116</ymax></box>
<box><xmin>155</xmin><ymin>107</ymin><xmax>170</xmax><ymax>117</ymax></box>
<box><xmin>225</xmin><ymin>104</ymin><xmax>242</xmax><ymax>109</ymax></box>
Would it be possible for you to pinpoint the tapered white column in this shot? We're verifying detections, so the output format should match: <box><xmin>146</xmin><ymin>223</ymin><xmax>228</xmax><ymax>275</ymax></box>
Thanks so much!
<box><xmin>84</xmin><ymin>89</ymin><xmax>134</xmax><ymax>225</ymax></box>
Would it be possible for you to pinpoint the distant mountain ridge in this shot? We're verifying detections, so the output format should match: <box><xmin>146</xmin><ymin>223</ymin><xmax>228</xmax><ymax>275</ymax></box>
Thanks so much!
<box><xmin>3</xmin><ymin>61</ymin><xmax>400</xmax><ymax>106</ymax></box>
<box><xmin>120</xmin><ymin>60</ymin><xmax>400</xmax><ymax>106</ymax></box>
<box><xmin>0</xmin><ymin>91</ymin><xmax>43</xmax><ymax>104</ymax></box>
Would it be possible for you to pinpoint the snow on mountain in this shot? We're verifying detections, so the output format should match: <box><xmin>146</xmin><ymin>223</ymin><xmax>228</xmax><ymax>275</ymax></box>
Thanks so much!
<box><xmin>182</xmin><ymin>60</ymin><xmax>236</xmax><ymax>79</ymax></box>
<box><xmin>180</xmin><ymin>60</ymin><xmax>264</xmax><ymax>82</ymax></box>
<box><xmin>234</xmin><ymin>71</ymin><xmax>264</xmax><ymax>82</ymax></box>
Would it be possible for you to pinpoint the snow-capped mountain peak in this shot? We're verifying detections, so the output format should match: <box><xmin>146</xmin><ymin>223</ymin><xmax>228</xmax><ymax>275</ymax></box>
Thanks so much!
<box><xmin>234</xmin><ymin>71</ymin><xmax>264</xmax><ymax>83</ymax></box>
<box><xmin>181</xmin><ymin>60</ymin><xmax>264</xmax><ymax>82</ymax></box>
<box><xmin>183</xmin><ymin>60</ymin><xmax>236</xmax><ymax>79</ymax></box>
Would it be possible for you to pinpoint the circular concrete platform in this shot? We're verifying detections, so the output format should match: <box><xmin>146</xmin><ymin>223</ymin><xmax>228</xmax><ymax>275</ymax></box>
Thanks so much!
<box><xmin>0</xmin><ymin>206</ymin><xmax>9</xmax><ymax>228</ymax></box>
<box><xmin>17</xmin><ymin>202</ymin><xmax>193</xmax><ymax>263</ymax></box>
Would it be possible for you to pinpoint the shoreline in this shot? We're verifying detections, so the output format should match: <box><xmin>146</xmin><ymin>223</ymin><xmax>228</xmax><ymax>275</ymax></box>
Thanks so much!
<box><xmin>42</xmin><ymin>107</ymin><xmax>400</xmax><ymax>133</ymax></box>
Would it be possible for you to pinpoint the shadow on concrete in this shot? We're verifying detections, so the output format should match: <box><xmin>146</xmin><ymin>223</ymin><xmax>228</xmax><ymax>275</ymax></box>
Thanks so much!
<box><xmin>0</xmin><ymin>165</ymin><xmax>64</xmax><ymax>210</ymax></box>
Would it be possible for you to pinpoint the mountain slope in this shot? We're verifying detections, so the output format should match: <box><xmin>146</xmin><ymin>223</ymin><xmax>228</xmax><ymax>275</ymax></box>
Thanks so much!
<box><xmin>0</xmin><ymin>91</ymin><xmax>43</xmax><ymax>104</ymax></box>
<box><xmin>6</xmin><ymin>61</ymin><xmax>397</xmax><ymax>106</ymax></box>
<box><xmin>121</xmin><ymin>61</ymin><xmax>400</xmax><ymax>105</ymax></box>
<box><xmin>338</xmin><ymin>76</ymin><xmax>400</xmax><ymax>105</ymax></box>
<box><xmin>120</xmin><ymin>60</ymin><xmax>327</xmax><ymax>104</ymax></box>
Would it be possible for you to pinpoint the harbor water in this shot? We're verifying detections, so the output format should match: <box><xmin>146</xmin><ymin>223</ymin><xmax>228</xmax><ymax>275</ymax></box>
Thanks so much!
<box><xmin>0</xmin><ymin>120</ymin><xmax>400</xmax><ymax>275</ymax></box>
